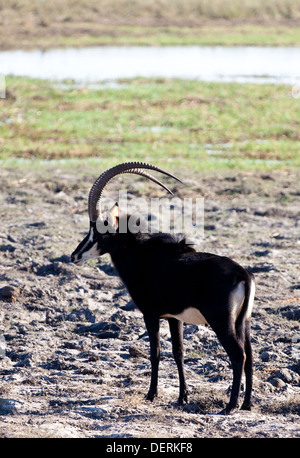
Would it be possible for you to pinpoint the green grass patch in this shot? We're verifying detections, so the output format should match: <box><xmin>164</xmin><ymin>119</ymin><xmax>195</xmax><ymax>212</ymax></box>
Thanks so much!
<box><xmin>1</xmin><ymin>76</ymin><xmax>299</xmax><ymax>172</ymax></box>
<box><xmin>81</xmin><ymin>24</ymin><xmax>300</xmax><ymax>47</ymax></box>
<box><xmin>6</xmin><ymin>25</ymin><xmax>300</xmax><ymax>49</ymax></box>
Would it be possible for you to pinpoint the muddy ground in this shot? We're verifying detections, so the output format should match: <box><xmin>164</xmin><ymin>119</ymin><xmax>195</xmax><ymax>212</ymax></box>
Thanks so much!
<box><xmin>0</xmin><ymin>165</ymin><xmax>299</xmax><ymax>438</ymax></box>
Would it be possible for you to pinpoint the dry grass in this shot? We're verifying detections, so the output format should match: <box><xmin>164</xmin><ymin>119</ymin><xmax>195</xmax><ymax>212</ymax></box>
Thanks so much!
<box><xmin>1</xmin><ymin>0</ymin><xmax>300</xmax><ymax>26</ymax></box>
<box><xmin>1</xmin><ymin>0</ymin><xmax>300</xmax><ymax>49</ymax></box>
<box><xmin>261</xmin><ymin>398</ymin><xmax>300</xmax><ymax>415</ymax></box>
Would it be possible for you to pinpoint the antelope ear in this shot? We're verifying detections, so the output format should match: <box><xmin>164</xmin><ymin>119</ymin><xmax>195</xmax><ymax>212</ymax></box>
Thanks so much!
<box><xmin>109</xmin><ymin>203</ymin><xmax>119</xmax><ymax>229</ymax></box>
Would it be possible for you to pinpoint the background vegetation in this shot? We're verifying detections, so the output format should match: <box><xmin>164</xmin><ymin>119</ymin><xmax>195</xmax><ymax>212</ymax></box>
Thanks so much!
<box><xmin>0</xmin><ymin>1</ymin><xmax>299</xmax><ymax>171</ymax></box>
<box><xmin>1</xmin><ymin>77</ymin><xmax>299</xmax><ymax>171</ymax></box>
<box><xmin>1</xmin><ymin>0</ymin><xmax>300</xmax><ymax>48</ymax></box>
<box><xmin>2</xmin><ymin>0</ymin><xmax>300</xmax><ymax>25</ymax></box>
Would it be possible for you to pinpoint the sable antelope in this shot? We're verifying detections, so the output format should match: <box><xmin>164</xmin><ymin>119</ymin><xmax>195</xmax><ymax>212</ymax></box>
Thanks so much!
<box><xmin>71</xmin><ymin>162</ymin><xmax>255</xmax><ymax>414</ymax></box>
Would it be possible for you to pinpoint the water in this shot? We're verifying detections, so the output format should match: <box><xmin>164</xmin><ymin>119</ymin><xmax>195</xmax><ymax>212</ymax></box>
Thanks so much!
<box><xmin>0</xmin><ymin>45</ymin><xmax>299</xmax><ymax>84</ymax></box>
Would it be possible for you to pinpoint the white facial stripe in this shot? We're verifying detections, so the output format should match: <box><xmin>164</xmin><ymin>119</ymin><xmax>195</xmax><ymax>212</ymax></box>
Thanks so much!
<box><xmin>81</xmin><ymin>242</ymin><xmax>99</xmax><ymax>261</ymax></box>
<box><xmin>88</xmin><ymin>227</ymin><xmax>94</xmax><ymax>242</ymax></box>
<box><xmin>80</xmin><ymin>227</ymin><xmax>94</xmax><ymax>253</ymax></box>
<box><xmin>73</xmin><ymin>227</ymin><xmax>100</xmax><ymax>265</ymax></box>
<box><xmin>80</xmin><ymin>227</ymin><xmax>94</xmax><ymax>256</ymax></box>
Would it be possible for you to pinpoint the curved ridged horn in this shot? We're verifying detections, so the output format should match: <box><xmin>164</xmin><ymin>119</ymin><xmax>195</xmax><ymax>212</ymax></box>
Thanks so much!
<box><xmin>88</xmin><ymin>162</ymin><xmax>183</xmax><ymax>222</ymax></box>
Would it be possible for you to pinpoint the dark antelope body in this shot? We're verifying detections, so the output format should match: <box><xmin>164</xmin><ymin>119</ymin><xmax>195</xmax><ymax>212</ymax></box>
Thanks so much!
<box><xmin>71</xmin><ymin>162</ymin><xmax>255</xmax><ymax>414</ymax></box>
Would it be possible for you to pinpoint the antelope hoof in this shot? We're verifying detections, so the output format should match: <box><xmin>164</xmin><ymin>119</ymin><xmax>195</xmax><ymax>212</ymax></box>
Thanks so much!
<box><xmin>218</xmin><ymin>404</ymin><xmax>237</xmax><ymax>415</ymax></box>
<box><xmin>178</xmin><ymin>393</ymin><xmax>188</xmax><ymax>406</ymax></box>
<box><xmin>145</xmin><ymin>392</ymin><xmax>157</xmax><ymax>402</ymax></box>
<box><xmin>241</xmin><ymin>403</ymin><xmax>252</xmax><ymax>411</ymax></box>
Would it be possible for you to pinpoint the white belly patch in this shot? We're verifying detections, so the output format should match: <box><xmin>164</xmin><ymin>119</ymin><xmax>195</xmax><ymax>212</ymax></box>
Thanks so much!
<box><xmin>161</xmin><ymin>307</ymin><xmax>208</xmax><ymax>326</ymax></box>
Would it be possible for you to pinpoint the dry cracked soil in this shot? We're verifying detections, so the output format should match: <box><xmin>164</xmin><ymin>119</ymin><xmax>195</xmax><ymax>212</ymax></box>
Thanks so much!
<box><xmin>0</xmin><ymin>165</ymin><xmax>299</xmax><ymax>438</ymax></box>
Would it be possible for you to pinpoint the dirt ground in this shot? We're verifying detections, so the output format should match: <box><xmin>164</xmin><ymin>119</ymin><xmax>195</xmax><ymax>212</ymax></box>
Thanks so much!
<box><xmin>0</xmin><ymin>164</ymin><xmax>299</xmax><ymax>438</ymax></box>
